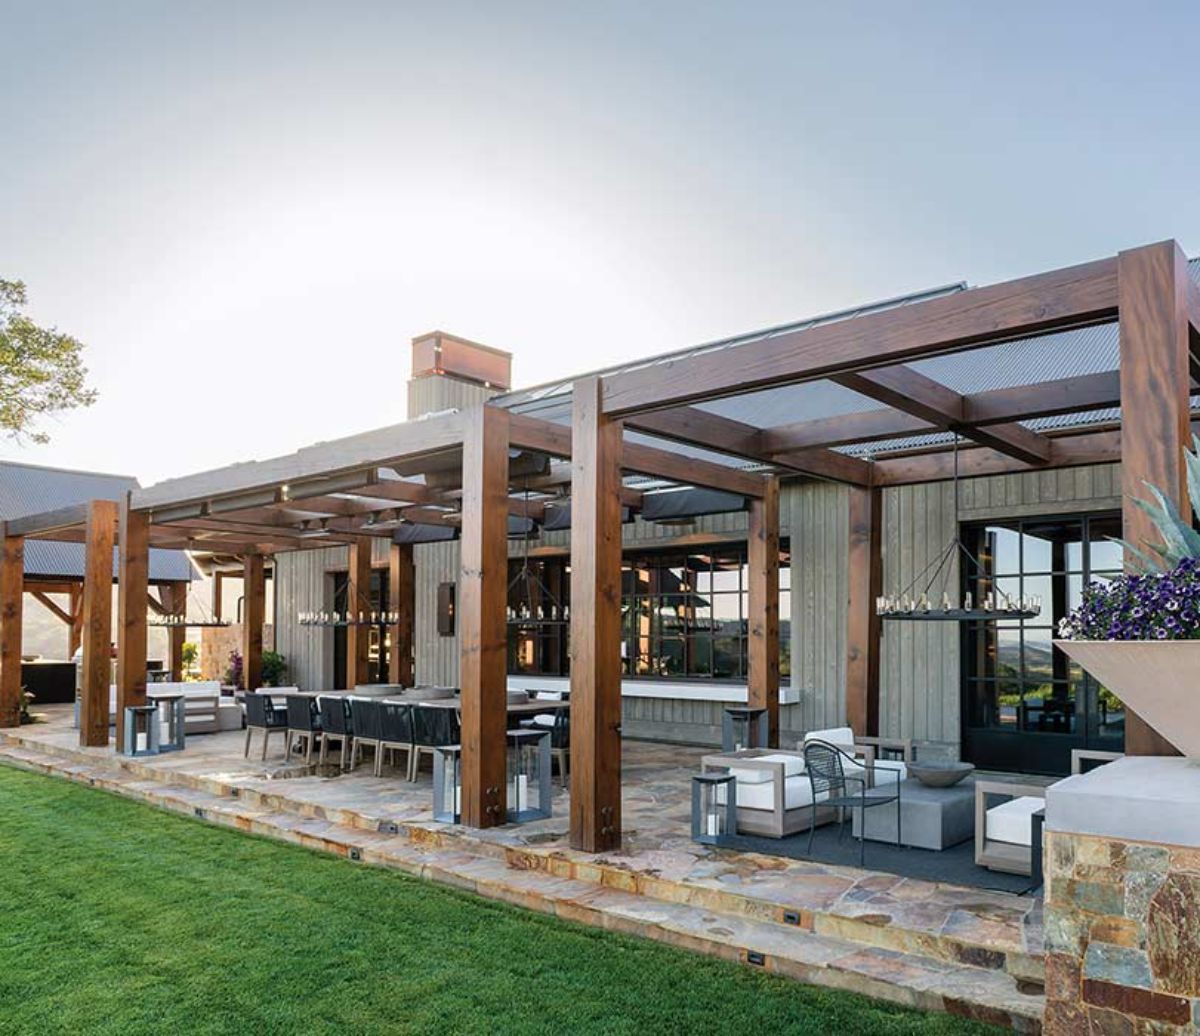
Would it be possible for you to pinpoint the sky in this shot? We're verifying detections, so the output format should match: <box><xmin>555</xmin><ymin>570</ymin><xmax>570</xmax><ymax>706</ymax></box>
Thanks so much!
<box><xmin>2</xmin><ymin>1</ymin><xmax>1199</xmax><ymax>486</ymax></box>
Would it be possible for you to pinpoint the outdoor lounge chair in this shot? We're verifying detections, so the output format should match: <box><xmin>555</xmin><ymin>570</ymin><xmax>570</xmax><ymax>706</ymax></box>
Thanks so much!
<box><xmin>800</xmin><ymin>727</ymin><xmax>913</xmax><ymax>785</ymax></box>
<box><xmin>803</xmin><ymin>739</ymin><xmax>901</xmax><ymax>867</ymax></box>
<box><xmin>285</xmin><ymin>695</ymin><xmax>322</xmax><ymax>764</ymax></box>
<box><xmin>975</xmin><ymin>749</ymin><xmax>1123</xmax><ymax>879</ymax></box>
<box><xmin>244</xmin><ymin>691</ymin><xmax>288</xmax><ymax>759</ymax></box>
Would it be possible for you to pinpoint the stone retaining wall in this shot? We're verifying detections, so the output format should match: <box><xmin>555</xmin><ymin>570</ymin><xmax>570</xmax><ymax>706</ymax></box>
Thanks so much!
<box><xmin>1044</xmin><ymin>828</ymin><xmax>1200</xmax><ymax>1033</ymax></box>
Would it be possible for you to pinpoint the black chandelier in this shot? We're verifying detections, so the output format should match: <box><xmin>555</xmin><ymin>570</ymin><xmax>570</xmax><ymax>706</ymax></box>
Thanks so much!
<box><xmin>507</xmin><ymin>483</ymin><xmax>567</xmax><ymax>627</ymax></box>
<box><xmin>877</xmin><ymin>436</ymin><xmax>1042</xmax><ymax>623</ymax></box>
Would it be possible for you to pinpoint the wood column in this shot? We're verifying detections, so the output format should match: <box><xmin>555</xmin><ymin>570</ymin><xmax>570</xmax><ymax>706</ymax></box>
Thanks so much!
<box><xmin>115</xmin><ymin>499</ymin><xmax>149</xmax><ymax>752</ymax></box>
<box><xmin>846</xmin><ymin>485</ymin><xmax>882</xmax><ymax>738</ymax></box>
<box><xmin>80</xmin><ymin>499</ymin><xmax>117</xmax><ymax>747</ymax></box>
<box><xmin>242</xmin><ymin>555</ymin><xmax>265</xmax><ymax>691</ymax></box>
<box><xmin>0</xmin><ymin>534</ymin><xmax>24</xmax><ymax>728</ymax></box>
<box><xmin>388</xmin><ymin>542</ymin><xmax>415</xmax><ymax>686</ymax></box>
<box><xmin>747</xmin><ymin>476</ymin><xmax>781</xmax><ymax>747</ymax></box>
<box><xmin>346</xmin><ymin>536</ymin><xmax>373</xmax><ymax>688</ymax></box>
<box><xmin>459</xmin><ymin>405</ymin><xmax>510</xmax><ymax>828</ymax></box>
<box><xmin>1118</xmin><ymin>241</ymin><xmax>1191</xmax><ymax>756</ymax></box>
<box><xmin>69</xmin><ymin>584</ymin><xmax>82</xmax><ymax>656</ymax></box>
<box><xmin>569</xmin><ymin>377</ymin><xmax>624</xmax><ymax>853</ymax></box>
<box><xmin>166</xmin><ymin>581</ymin><xmax>188</xmax><ymax>681</ymax></box>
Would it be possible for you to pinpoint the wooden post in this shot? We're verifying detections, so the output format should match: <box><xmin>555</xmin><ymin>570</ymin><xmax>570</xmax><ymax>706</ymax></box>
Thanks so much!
<box><xmin>459</xmin><ymin>405</ymin><xmax>510</xmax><ymax>828</ymax></box>
<box><xmin>212</xmin><ymin>571</ymin><xmax>224</xmax><ymax>622</ymax></box>
<box><xmin>1118</xmin><ymin>241</ymin><xmax>1191</xmax><ymax>756</ymax></box>
<box><xmin>69</xmin><ymin>584</ymin><xmax>83</xmax><ymax>657</ymax></box>
<box><xmin>0</xmin><ymin>533</ymin><xmax>24</xmax><ymax>728</ymax></box>
<box><xmin>346</xmin><ymin>537</ymin><xmax>373</xmax><ymax>687</ymax></box>
<box><xmin>569</xmin><ymin>377</ymin><xmax>624</xmax><ymax>852</ymax></box>
<box><xmin>80</xmin><ymin>499</ymin><xmax>117</xmax><ymax>747</ymax></box>
<box><xmin>115</xmin><ymin>498</ymin><xmax>149</xmax><ymax>752</ymax></box>
<box><xmin>242</xmin><ymin>555</ymin><xmax>265</xmax><ymax>691</ymax></box>
<box><xmin>388</xmin><ymin>542</ymin><xmax>415</xmax><ymax>686</ymax></box>
<box><xmin>846</xmin><ymin>485</ymin><xmax>882</xmax><ymax>738</ymax></box>
<box><xmin>747</xmin><ymin>476</ymin><xmax>781</xmax><ymax>746</ymax></box>
<box><xmin>166</xmin><ymin>581</ymin><xmax>188</xmax><ymax>681</ymax></box>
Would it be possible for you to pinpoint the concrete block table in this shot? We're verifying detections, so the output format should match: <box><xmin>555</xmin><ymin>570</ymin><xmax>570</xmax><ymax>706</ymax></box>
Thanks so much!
<box><xmin>853</xmin><ymin>777</ymin><xmax>975</xmax><ymax>850</ymax></box>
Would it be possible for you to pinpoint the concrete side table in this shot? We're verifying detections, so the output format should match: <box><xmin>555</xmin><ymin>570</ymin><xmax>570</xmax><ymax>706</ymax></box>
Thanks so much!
<box><xmin>853</xmin><ymin>777</ymin><xmax>975</xmax><ymax>850</ymax></box>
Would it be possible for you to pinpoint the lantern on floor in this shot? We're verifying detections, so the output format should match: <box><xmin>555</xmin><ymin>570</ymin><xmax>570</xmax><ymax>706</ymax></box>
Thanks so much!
<box><xmin>506</xmin><ymin>729</ymin><xmax>551</xmax><ymax>823</ymax></box>
<box><xmin>691</xmin><ymin>773</ymin><xmax>737</xmax><ymax>846</ymax></box>
<box><xmin>122</xmin><ymin>704</ymin><xmax>160</xmax><ymax>757</ymax></box>
<box><xmin>722</xmin><ymin>707</ymin><xmax>768</xmax><ymax>752</ymax></box>
<box><xmin>432</xmin><ymin>744</ymin><xmax>463</xmax><ymax>823</ymax></box>
<box><xmin>153</xmin><ymin>693</ymin><xmax>187</xmax><ymax>753</ymax></box>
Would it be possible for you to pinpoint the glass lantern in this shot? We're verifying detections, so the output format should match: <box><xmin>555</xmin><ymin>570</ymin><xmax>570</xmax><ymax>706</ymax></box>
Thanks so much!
<box><xmin>722</xmin><ymin>707</ymin><xmax>768</xmax><ymax>752</ymax></box>
<box><xmin>506</xmin><ymin>729</ymin><xmax>551</xmax><ymax>823</ymax></box>
<box><xmin>153</xmin><ymin>693</ymin><xmax>187</xmax><ymax>753</ymax></box>
<box><xmin>122</xmin><ymin>704</ymin><xmax>160</xmax><ymax>757</ymax></box>
<box><xmin>691</xmin><ymin>773</ymin><xmax>737</xmax><ymax>845</ymax></box>
<box><xmin>432</xmin><ymin>744</ymin><xmax>463</xmax><ymax>823</ymax></box>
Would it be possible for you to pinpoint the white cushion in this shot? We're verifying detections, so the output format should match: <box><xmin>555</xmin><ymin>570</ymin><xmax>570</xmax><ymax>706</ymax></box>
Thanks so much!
<box><xmin>737</xmin><ymin>774</ymin><xmax>817</xmax><ymax>811</ymax></box>
<box><xmin>804</xmin><ymin>727</ymin><xmax>855</xmax><ymax>747</ymax></box>
<box><xmin>986</xmin><ymin>795</ymin><xmax>1044</xmax><ymax>846</ymax></box>
<box><xmin>534</xmin><ymin>691</ymin><xmax>563</xmax><ymax>701</ymax></box>
<box><xmin>530</xmin><ymin>713</ymin><xmax>558</xmax><ymax>728</ymax></box>
<box><xmin>727</xmin><ymin>765</ymin><xmax>773</xmax><ymax>785</ymax></box>
<box><xmin>872</xmin><ymin>760</ymin><xmax>907</xmax><ymax>783</ymax></box>
<box><xmin>754</xmin><ymin>753</ymin><xmax>805</xmax><ymax>777</ymax></box>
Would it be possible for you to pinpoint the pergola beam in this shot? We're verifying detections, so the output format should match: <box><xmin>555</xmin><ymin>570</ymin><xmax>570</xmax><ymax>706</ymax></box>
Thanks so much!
<box><xmin>600</xmin><ymin>255</ymin><xmax>1119</xmax><ymax>415</ymax></box>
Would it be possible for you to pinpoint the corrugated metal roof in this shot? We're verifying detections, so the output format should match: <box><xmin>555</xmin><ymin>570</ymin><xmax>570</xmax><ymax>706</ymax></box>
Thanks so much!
<box><xmin>0</xmin><ymin>460</ymin><xmax>192</xmax><ymax>581</ymax></box>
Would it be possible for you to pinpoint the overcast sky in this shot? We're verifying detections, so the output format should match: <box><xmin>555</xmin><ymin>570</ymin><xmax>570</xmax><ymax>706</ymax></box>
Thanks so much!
<box><xmin>2</xmin><ymin>1</ymin><xmax>1198</xmax><ymax>486</ymax></box>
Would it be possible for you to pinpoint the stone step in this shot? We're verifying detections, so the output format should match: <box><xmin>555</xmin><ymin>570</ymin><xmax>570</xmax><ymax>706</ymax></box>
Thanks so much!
<box><xmin>1</xmin><ymin>729</ymin><xmax>1044</xmax><ymax>990</ymax></box>
<box><xmin>0</xmin><ymin>742</ymin><xmax>1043</xmax><ymax>1031</ymax></box>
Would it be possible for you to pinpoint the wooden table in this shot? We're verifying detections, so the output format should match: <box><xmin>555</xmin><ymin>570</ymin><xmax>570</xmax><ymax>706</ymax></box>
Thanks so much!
<box><xmin>289</xmin><ymin>689</ymin><xmax>569</xmax><ymax>717</ymax></box>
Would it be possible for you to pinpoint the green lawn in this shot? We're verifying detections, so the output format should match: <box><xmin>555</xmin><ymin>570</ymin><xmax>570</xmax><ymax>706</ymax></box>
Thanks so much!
<box><xmin>0</xmin><ymin>765</ymin><xmax>1002</xmax><ymax>1035</ymax></box>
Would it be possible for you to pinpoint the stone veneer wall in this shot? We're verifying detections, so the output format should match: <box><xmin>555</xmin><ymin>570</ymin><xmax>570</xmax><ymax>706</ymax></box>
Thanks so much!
<box><xmin>1044</xmin><ymin>828</ymin><xmax>1200</xmax><ymax>1033</ymax></box>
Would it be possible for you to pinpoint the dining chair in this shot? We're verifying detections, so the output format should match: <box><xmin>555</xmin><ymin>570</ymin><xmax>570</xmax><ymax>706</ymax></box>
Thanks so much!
<box><xmin>244</xmin><ymin>691</ymin><xmax>288</xmax><ymax>760</ymax></box>
<box><xmin>285</xmin><ymin>695</ymin><xmax>323</xmax><ymax>764</ymax></box>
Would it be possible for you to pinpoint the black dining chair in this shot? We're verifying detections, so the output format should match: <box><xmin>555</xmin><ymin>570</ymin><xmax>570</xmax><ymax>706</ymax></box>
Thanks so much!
<box><xmin>244</xmin><ymin>691</ymin><xmax>288</xmax><ymax>760</ymax></box>
<box><xmin>803</xmin><ymin>739</ymin><xmax>901</xmax><ymax>867</ymax></box>
<box><xmin>378</xmin><ymin>701</ymin><xmax>415</xmax><ymax>779</ymax></box>
<box><xmin>351</xmin><ymin>698</ymin><xmax>383</xmax><ymax>773</ymax></box>
<box><xmin>410</xmin><ymin>705</ymin><xmax>461</xmax><ymax>781</ymax></box>
<box><xmin>548</xmin><ymin>708</ymin><xmax>570</xmax><ymax>786</ymax></box>
<box><xmin>285</xmin><ymin>695</ymin><xmax>323</xmax><ymax>764</ymax></box>
<box><xmin>318</xmin><ymin>696</ymin><xmax>354</xmax><ymax>770</ymax></box>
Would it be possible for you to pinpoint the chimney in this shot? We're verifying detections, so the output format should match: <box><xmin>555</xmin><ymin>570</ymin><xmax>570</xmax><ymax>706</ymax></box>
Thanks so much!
<box><xmin>407</xmin><ymin>331</ymin><xmax>513</xmax><ymax>419</ymax></box>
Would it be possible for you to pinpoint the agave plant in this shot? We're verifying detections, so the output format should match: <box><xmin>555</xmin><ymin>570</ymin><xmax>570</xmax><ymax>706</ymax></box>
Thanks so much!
<box><xmin>1118</xmin><ymin>434</ymin><xmax>1200</xmax><ymax>571</ymax></box>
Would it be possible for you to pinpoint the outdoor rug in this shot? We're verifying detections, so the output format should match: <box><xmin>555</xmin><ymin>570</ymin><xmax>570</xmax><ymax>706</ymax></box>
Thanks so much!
<box><xmin>724</xmin><ymin>823</ymin><xmax>1039</xmax><ymax>896</ymax></box>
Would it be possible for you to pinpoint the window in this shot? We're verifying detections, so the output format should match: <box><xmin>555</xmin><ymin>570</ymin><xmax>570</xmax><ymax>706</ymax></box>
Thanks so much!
<box><xmin>962</xmin><ymin>513</ymin><xmax>1123</xmax><ymax>745</ymax></box>
<box><xmin>506</xmin><ymin>542</ymin><xmax>792</xmax><ymax>682</ymax></box>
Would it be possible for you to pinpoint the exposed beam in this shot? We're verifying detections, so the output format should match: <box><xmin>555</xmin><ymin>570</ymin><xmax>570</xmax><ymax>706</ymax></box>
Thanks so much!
<box><xmin>962</xmin><ymin>370</ymin><xmax>1121</xmax><ymax>425</ymax></box>
<box><xmin>601</xmin><ymin>255</ymin><xmax>1119</xmax><ymax>414</ymax></box>
<box><xmin>872</xmin><ymin>429</ymin><xmax>1123</xmax><ymax>485</ymax></box>
<box><xmin>834</xmin><ymin>368</ymin><xmax>1052</xmax><ymax>465</ymax></box>
<box><xmin>30</xmin><ymin>591</ymin><xmax>72</xmax><ymax>625</ymax></box>
<box><xmin>763</xmin><ymin>409</ymin><xmax>933</xmax><ymax>453</ymax></box>
<box><xmin>165</xmin><ymin>581</ymin><xmax>187</xmax><ymax>681</ymax></box>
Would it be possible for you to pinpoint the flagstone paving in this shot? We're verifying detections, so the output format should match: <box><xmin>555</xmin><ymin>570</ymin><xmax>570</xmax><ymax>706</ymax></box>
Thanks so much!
<box><xmin>1</xmin><ymin>706</ymin><xmax>1045</xmax><ymax>1031</ymax></box>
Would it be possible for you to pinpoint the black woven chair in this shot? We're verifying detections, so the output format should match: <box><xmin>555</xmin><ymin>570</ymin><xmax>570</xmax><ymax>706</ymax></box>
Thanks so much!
<box><xmin>351</xmin><ymin>698</ymin><xmax>383</xmax><ymax>773</ymax></box>
<box><xmin>548</xmin><ymin>708</ymin><xmax>570</xmax><ymax>786</ymax></box>
<box><xmin>318</xmin><ymin>696</ymin><xmax>354</xmax><ymax>770</ymax></box>
<box><xmin>378</xmin><ymin>701</ymin><xmax>415</xmax><ymax>779</ymax></box>
<box><xmin>803</xmin><ymin>738</ymin><xmax>901</xmax><ymax>867</ymax></box>
<box><xmin>411</xmin><ymin>705</ymin><xmax>461</xmax><ymax>781</ymax></box>
<box><xmin>244</xmin><ymin>692</ymin><xmax>288</xmax><ymax>760</ymax></box>
<box><xmin>285</xmin><ymin>694</ymin><xmax>322</xmax><ymax>764</ymax></box>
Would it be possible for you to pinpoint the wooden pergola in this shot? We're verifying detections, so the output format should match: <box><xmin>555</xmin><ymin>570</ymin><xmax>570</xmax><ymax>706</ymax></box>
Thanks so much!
<box><xmin>0</xmin><ymin>239</ymin><xmax>1195</xmax><ymax>853</ymax></box>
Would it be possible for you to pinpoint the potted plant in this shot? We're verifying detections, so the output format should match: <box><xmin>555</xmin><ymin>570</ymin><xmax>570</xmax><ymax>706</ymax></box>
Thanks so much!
<box><xmin>1054</xmin><ymin>436</ymin><xmax>1200</xmax><ymax>756</ymax></box>
<box><xmin>260</xmin><ymin>650</ymin><xmax>287</xmax><ymax>688</ymax></box>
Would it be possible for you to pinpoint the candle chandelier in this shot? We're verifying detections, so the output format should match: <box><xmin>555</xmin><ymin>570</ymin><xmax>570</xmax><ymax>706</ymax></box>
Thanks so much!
<box><xmin>507</xmin><ymin>483</ymin><xmax>567</xmax><ymax>627</ymax></box>
<box><xmin>877</xmin><ymin>435</ymin><xmax>1042</xmax><ymax>623</ymax></box>
<box><xmin>148</xmin><ymin>593</ymin><xmax>230</xmax><ymax>628</ymax></box>
<box><xmin>298</xmin><ymin>571</ymin><xmax>397</xmax><ymax>627</ymax></box>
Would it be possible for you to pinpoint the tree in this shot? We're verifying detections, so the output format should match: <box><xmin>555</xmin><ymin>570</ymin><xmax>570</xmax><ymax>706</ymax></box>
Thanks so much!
<box><xmin>0</xmin><ymin>279</ymin><xmax>97</xmax><ymax>443</ymax></box>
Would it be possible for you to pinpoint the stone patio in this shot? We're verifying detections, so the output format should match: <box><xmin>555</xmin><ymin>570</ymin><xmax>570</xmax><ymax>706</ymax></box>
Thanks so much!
<box><xmin>0</xmin><ymin>705</ymin><xmax>1046</xmax><ymax>1031</ymax></box>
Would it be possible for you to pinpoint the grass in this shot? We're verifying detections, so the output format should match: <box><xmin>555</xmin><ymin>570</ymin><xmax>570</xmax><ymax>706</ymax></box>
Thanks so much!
<box><xmin>0</xmin><ymin>765</ymin><xmax>1005</xmax><ymax>1035</ymax></box>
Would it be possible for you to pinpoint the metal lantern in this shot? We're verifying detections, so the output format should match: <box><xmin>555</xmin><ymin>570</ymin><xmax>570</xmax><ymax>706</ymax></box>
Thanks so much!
<box><xmin>691</xmin><ymin>773</ymin><xmax>737</xmax><ymax>845</ymax></box>
<box><xmin>153</xmin><ymin>693</ymin><xmax>187</xmax><ymax>753</ymax></box>
<box><xmin>506</xmin><ymin>729</ymin><xmax>551</xmax><ymax>823</ymax></box>
<box><xmin>433</xmin><ymin>744</ymin><xmax>463</xmax><ymax>823</ymax></box>
<box><xmin>722</xmin><ymin>707</ymin><xmax>768</xmax><ymax>752</ymax></box>
<box><xmin>122</xmin><ymin>705</ymin><xmax>160</xmax><ymax>757</ymax></box>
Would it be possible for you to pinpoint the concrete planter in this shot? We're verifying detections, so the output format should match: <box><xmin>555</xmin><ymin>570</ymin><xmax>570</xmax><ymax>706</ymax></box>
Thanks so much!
<box><xmin>1055</xmin><ymin>639</ymin><xmax>1200</xmax><ymax>757</ymax></box>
